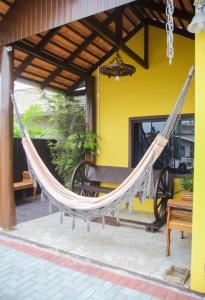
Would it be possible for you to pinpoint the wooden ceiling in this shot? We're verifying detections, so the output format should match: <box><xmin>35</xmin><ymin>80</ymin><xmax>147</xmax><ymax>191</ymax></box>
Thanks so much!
<box><xmin>0</xmin><ymin>0</ymin><xmax>14</xmax><ymax>22</ymax></box>
<box><xmin>11</xmin><ymin>0</ymin><xmax>194</xmax><ymax>95</ymax></box>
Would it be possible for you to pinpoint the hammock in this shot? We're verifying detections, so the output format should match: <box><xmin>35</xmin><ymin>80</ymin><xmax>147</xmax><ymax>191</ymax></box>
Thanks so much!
<box><xmin>12</xmin><ymin>66</ymin><xmax>194</xmax><ymax>227</ymax></box>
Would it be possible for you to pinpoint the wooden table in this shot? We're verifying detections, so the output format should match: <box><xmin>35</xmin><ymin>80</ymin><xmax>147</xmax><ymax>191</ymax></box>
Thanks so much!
<box><xmin>166</xmin><ymin>199</ymin><xmax>193</xmax><ymax>257</ymax></box>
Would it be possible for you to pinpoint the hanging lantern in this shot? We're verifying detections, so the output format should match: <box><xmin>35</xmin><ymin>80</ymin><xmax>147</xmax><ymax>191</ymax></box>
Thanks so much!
<box><xmin>99</xmin><ymin>50</ymin><xmax>136</xmax><ymax>81</ymax></box>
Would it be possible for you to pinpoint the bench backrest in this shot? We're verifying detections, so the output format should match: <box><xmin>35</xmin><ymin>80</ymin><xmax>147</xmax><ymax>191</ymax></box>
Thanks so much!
<box><xmin>87</xmin><ymin>166</ymin><xmax>134</xmax><ymax>184</ymax></box>
<box><xmin>87</xmin><ymin>165</ymin><xmax>169</xmax><ymax>185</ymax></box>
<box><xmin>22</xmin><ymin>171</ymin><xmax>32</xmax><ymax>182</ymax></box>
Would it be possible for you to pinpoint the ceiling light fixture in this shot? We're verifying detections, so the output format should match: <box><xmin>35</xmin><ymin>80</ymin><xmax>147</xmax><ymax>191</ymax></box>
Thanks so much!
<box><xmin>100</xmin><ymin>50</ymin><xmax>136</xmax><ymax>81</ymax></box>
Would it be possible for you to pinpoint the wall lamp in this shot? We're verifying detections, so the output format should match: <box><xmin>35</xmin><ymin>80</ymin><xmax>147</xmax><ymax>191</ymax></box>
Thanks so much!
<box><xmin>188</xmin><ymin>1</ymin><xmax>205</xmax><ymax>33</ymax></box>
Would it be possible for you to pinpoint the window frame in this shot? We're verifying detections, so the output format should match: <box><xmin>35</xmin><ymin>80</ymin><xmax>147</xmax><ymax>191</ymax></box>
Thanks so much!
<box><xmin>128</xmin><ymin>113</ymin><xmax>195</xmax><ymax>168</ymax></box>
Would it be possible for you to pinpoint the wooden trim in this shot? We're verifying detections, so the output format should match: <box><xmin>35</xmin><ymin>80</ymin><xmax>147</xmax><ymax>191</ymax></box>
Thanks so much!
<box><xmin>66</xmin><ymin>22</ymin><xmax>145</xmax><ymax>95</ymax></box>
<box><xmin>148</xmin><ymin>20</ymin><xmax>195</xmax><ymax>40</ymax></box>
<box><xmin>128</xmin><ymin>113</ymin><xmax>195</xmax><ymax>168</ymax></box>
<box><xmin>85</xmin><ymin>76</ymin><xmax>96</xmax><ymax>132</ymax></box>
<box><xmin>144</xmin><ymin>22</ymin><xmax>149</xmax><ymax>69</ymax></box>
<box><xmin>41</xmin><ymin>8</ymin><xmax>122</xmax><ymax>90</ymax></box>
<box><xmin>0</xmin><ymin>0</ymin><xmax>135</xmax><ymax>46</ymax></box>
<box><xmin>14</xmin><ymin>41</ymin><xmax>86</xmax><ymax>76</ymax></box>
<box><xmin>129</xmin><ymin>113</ymin><xmax>194</xmax><ymax>122</ymax></box>
<box><xmin>85</xmin><ymin>76</ymin><xmax>96</xmax><ymax>163</ymax></box>
<box><xmin>136</xmin><ymin>0</ymin><xmax>193</xmax><ymax>21</ymax></box>
<box><xmin>82</xmin><ymin>16</ymin><xmax>147</xmax><ymax>68</ymax></box>
<box><xmin>0</xmin><ymin>46</ymin><xmax>16</xmax><ymax>229</ymax></box>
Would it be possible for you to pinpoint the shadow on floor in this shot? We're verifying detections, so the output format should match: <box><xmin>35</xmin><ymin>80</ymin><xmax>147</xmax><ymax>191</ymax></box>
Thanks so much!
<box><xmin>16</xmin><ymin>195</ymin><xmax>58</xmax><ymax>224</ymax></box>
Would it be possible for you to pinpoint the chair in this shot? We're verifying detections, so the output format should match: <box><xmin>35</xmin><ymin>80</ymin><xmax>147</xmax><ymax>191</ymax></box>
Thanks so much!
<box><xmin>166</xmin><ymin>199</ymin><xmax>192</xmax><ymax>256</ymax></box>
<box><xmin>13</xmin><ymin>171</ymin><xmax>37</xmax><ymax>199</ymax></box>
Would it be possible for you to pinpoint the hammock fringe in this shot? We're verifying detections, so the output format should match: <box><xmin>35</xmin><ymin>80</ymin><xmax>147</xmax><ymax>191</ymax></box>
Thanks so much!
<box><xmin>11</xmin><ymin>66</ymin><xmax>194</xmax><ymax>227</ymax></box>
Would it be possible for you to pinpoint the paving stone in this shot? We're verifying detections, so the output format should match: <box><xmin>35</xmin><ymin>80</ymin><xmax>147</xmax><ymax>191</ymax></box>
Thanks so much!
<box><xmin>0</xmin><ymin>237</ymin><xmax>202</xmax><ymax>300</ymax></box>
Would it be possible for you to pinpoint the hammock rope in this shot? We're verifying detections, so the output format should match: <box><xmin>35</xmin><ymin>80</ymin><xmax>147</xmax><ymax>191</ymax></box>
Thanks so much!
<box><xmin>11</xmin><ymin>66</ymin><xmax>194</xmax><ymax>225</ymax></box>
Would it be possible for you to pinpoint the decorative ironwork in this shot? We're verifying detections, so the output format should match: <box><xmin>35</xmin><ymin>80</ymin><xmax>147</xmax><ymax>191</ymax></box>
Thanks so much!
<box><xmin>99</xmin><ymin>50</ymin><xmax>136</xmax><ymax>80</ymax></box>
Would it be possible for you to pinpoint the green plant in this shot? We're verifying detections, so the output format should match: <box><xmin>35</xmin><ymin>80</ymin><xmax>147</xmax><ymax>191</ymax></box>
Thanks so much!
<box><xmin>43</xmin><ymin>92</ymin><xmax>99</xmax><ymax>186</ymax></box>
<box><xmin>179</xmin><ymin>173</ymin><xmax>193</xmax><ymax>192</ymax></box>
<box><xmin>14</xmin><ymin>104</ymin><xmax>46</xmax><ymax>138</ymax></box>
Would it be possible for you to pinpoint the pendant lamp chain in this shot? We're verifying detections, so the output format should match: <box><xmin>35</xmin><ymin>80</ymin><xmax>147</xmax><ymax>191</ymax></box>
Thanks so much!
<box><xmin>166</xmin><ymin>0</ymin><xmax>174</xmax><ymax>65</ymax></box>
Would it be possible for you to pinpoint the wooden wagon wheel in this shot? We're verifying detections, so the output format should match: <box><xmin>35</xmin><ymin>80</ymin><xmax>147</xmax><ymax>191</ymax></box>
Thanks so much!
<box><xmin>71</xmin><ymin>161</ymin><xmax>98</xmax><ymax>197</ymax></box>
<box><xmin>154</xmin><ymin>166</ymin><xmax>173</xmax><ymax>224</ymax></box>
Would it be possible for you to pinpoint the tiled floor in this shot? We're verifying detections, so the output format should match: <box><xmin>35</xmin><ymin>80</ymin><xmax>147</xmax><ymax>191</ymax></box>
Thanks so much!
<box><xmin>4</xmin><ymin>205</ymin><xmax>192</xmax><ymax>287</ymax></box>
<box><xmin>0</xmin><ymin>236</ymin><xmax>201</xmax><ymax>300</ymax></box>
<box><xmin>16</xmin><ymin>196</ymin><xmax>58</xmax><ymax>223</ymax></box>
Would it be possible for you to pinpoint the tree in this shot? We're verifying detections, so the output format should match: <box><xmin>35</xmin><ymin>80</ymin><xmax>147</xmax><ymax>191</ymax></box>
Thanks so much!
<box><xmin>42</xmin><ymin>92</ymin><xmax>98</xmax><ymax>187</ymax></box>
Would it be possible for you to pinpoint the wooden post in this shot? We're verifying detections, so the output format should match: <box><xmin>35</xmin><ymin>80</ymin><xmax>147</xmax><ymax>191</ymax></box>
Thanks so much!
<box><xmin>85</xmin><ymin>76</ymin><xmax>96</xmax><ymax>163</ymax></box>
<box><xmin>0</xmin><ymin>45</ymin><xmax>16</xmax><ymax>229</ymax></box>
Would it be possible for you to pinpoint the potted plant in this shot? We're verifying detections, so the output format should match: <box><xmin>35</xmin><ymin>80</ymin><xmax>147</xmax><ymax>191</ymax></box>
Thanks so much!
<box><xmin>179</xmin><ymin>173</ymin><xmax>193</xmax><ymax>201</ymax></box>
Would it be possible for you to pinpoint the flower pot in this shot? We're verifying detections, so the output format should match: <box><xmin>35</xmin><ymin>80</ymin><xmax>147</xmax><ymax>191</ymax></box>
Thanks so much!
<box><xmin>182</xmin><ymin>191</ymin><xmax>193</xmax><ymax>201</ymax></box>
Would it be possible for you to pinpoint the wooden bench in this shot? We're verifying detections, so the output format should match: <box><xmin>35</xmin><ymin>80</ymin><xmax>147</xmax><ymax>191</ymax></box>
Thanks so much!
<box><xmin>71</xmin><ymin>161</ymin><xmax>174</xmax><ymax>231</ymax></box>
<box><xmin>13</xmin><ymin>171</ymin><xmax>37</xmax><ymax>199</ymax></box>
<box><xmin>71</xmin><ymin>161</ymin><xmax>164</xmax><ymax>196</ymax></box>
<box><xmin>166</xmin><ymin>199</ymin><xmax>192</xmax><ymax>256</ymax></box>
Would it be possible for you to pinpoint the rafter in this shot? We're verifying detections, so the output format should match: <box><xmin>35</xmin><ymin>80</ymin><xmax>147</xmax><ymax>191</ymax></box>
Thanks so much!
<box><xmin>177</xmin><ymin>18</ymin><xmax>186</xmax><ymax>30</ymax></box>
<box><xmin>135</xmin><ymin>0</ymin><xmax>193</xmax><ymax>21</ymax></box>
<box><xmin>116</xmin><ymin>9</ymin><xmax>123</xmax><ymax>41</ymax></box>
<box><xmin>178</xmin><ymin>0</ymin><xmax>186</xmax><ymax>12</ymax></box>
<box><xmin>148</xmin><ymin>19</ymin><xmax>194</xmax><ymax>40</ymax></box>
<box><xmin>1</xmin><ymin>0</ymin><xmax>12</xmax><ymax>6</ymax></box>
<box><xmin>41</xmin><ymin>7</ymin><xmax>125</xmax><ymax>89</ymax></box>
<box><xmin>129</xmin><ymin>3</ymin><xmax>146</xmax><ymax>22</ymax></box>
<box><xmin>66</xmin><ymin>22</ymin><xmax>146</xmax><ymax>96</ymax></box>
<box><xmin>14</xmin><ymin>41</ymin><xmax>86</xmax><ymax>77</ymax></box>
<box><xmin>82</xmin><ymin>16</ymin><xmax>147</xmax><ymax>68</ymax></box>
<box><xmin>189</xmin><ymin>0</ymin><xmax>195</xmax><ymax>12</ymax></box>
<box><xmin>144</xmin><ymin>22</ymin><xmax>149</xmax><ymax>70</ymax></box>
<box><xmin>14</xmin><ymin>28</ymin><xmax>61</xmax><ymax>80</ymax></box>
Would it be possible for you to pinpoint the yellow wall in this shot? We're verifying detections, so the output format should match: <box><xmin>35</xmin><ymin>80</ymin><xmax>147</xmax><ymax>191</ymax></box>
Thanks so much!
<box><xmin>191</xmin><ymin>33</ymin><xmax>205</xmax><ymax>293</ymax></box>
<box><xmin>95</xmin><ymin>26</ymin><xmax>194</xmax><ymax>212</ymax></box>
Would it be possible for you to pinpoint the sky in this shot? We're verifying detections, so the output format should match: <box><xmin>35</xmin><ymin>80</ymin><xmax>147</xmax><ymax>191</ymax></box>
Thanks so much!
<box><xmin>14</xmin><ymin>81</ymin><xmax>32</xmax><ymax>91</ymax></box>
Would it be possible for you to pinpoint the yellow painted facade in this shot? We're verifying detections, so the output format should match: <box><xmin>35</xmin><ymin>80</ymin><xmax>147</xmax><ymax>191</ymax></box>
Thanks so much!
<box><xmin>95</xmin><ymin>26</ymin><xmax>205</xmax><ymax>293</ymax></box>
<box><xmin>191</xmin><ymin>33</ymin><xmax>205</xmax><ymax>293</ymax></box>
<box><xmin>95</xmin><ymin>26</ymin><xmax>194</xmax><ymax>212</ymax></box>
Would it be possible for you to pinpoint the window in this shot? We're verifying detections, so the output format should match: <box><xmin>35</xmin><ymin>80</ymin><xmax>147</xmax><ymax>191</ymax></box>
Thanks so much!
<box><xmin>129</xmin><ymin>115</ymin><xmax>194</xmax><ymax>174</ymax></box>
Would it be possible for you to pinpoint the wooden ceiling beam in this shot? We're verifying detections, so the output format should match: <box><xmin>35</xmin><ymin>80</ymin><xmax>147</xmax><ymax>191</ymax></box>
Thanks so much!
<box><xmin>136</xmin><ymin>0</ymin><xmax>193</xmax><ymax>21</ymax></box>
<box><xmin>66</xmin><ymin>22</ymin><xmax>145</xmax><ymax>96</ymax></box>
<box><xmin>178</xmin><ymin>0</ymin><xmax>186</xmax><ymax>12</ymax></box>
<box><xmin>1</xmin><ymin>0</ymin><xmax>11</xmax><ymax>6</ymax></box>
<box><xmin>0</xmin><ymin>0</ymin><xmax>136</xmax><ymax>47</ymax></box>
<box><xmin>82</xmin><ymin>16</ymin><xmax>147</xmax><ymax>68</ymax></box>
<box><xmin>177</xmin><ymin>18</ymin><xmax>186</xmax><ymax>30</ymax></box>
<box><xmin>14</xmin><ymin>41</ymin><xmax>86</xmax><ymax>77</ymax></box>
<box><xmin>41</xmin><ymin>7</ymin><xmax>124</xmax><ymax>89</ymax></box>
<box><xmin>116</xmin><ymin>8</ymin><xmax>123</xmax><ymax>41</ymax></box>
<box><xmin>129</xmin><ymin>3</ymin><xmax>146</xmax><ymax>22</ymax></box>
<box><xmin>14</xmin><ymin>27</ymin><xmax>61</xmax><ymax>80</ymax></box>
<box><xmin>148</xmin><ymin>19</ymin><xmax>194</xmax><ymax>40</ymax></box>
<box><xmin>66</xmin><ymin>48</ymin><xmax>116</xmax><ymax>96</ymax></box>
<box><xmin>144</xmin><ymin>22</ymin><xmax>149</xmax><ymax>70</ymax></box>
<box><xmin>123</xmin><ymin>22</ymin><xmax>144</xmax><ymax>43</ymax></box>
<box><xmin>189</xmin><ymin>0</ymin><xmax>195</xmax><ymax>12</ymax></box>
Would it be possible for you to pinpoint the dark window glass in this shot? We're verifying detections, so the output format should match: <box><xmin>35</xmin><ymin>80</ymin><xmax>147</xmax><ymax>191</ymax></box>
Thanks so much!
<box><xmin>131</xmin><ymin>116</ymin><xmax>194</xmax><ymax>174</ymax></box>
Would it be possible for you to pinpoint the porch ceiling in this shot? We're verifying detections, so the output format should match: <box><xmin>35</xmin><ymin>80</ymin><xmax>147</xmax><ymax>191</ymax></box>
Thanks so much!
<box><xmin>0</xmin><ymin>0</ymin><xmax>14</xmax><ymax>22</ymax></box>
<box><xmin>12</xmin><ymin>0</ymin><xmax>194</xmax><ymax>95</ymax></box>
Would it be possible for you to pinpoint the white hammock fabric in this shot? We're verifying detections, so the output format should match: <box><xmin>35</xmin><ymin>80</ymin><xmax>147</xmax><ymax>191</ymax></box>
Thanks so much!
<box><xmin>12</xmin><ymin>66</ymin><xmax>194</xmax><ymax>225</ymax></box>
